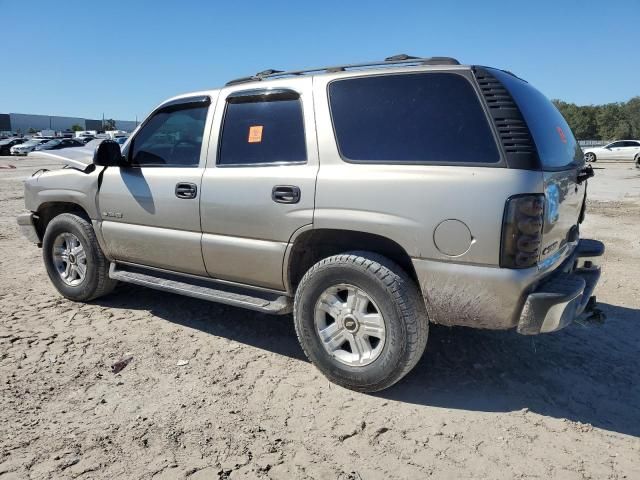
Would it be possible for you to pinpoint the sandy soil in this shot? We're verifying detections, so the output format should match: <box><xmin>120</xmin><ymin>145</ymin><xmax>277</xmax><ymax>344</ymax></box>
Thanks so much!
<box><xmin>1</xmin><ymin>157</ymin><xmax>639</xmax><ymax>479</ymax></box>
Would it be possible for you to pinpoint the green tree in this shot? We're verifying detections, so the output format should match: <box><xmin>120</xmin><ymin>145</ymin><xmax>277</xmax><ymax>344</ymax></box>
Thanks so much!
<box><xmin>554</xmin><ymin>98</ymin><xmax>640</xmax><ymax>141</ymax></box>
<box><xmin>28</xmin><ymin>127</ymin><xmax>37</xmax><ymax>134</ymax></box>
<box><xmin>102</xmin><ymin>119</ymin><xmax>116</xmax><ymax>131</ymax></box>
<box><xmin>553</xmin><ymin>101</ymin><xmax>598</xmax><ymax>139</ymax></box>
<box><xmin>596</xmin><ymin>103</ymin><xmax>625</xmax><ymax>140</ymax></box>
<box><xmin>71</xmin><ymin>124</ymin><xmax>84</xmax><ymax>132</ymax></box>
<box><xmin>623</xmin><ymin>96</ymin><xmax>640</xmax><ymax>139</ymax></box>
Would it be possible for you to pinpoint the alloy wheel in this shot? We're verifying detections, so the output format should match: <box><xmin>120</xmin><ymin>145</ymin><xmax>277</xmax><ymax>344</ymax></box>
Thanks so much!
<box><xmin>52</xmin><ymin>232</ymin><xmax>87</xmax><ymax>286</ymax></box>
<box><xmin>314</xmin><ymin>283</ymin><xmax>386</xmax><ymax>366</ymax></box>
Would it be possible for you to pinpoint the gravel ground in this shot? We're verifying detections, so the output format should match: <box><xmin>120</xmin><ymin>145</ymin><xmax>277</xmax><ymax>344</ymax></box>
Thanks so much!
<box><xmin>1</xmin><ymin>156</ymin><xmax>639</xmax><ymax>479</ymax></box>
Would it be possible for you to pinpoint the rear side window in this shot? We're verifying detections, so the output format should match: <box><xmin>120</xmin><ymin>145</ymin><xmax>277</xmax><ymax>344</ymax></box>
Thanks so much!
<box><xmin>218</xmin><ymin>93</ymin><xmax>306</xmax><ymax>166</ymax></box>
<box><xmin>328</xmin><ymin>73</ymin><xmax>500</xmax><ymax>164</ymax></box>
<box><xmin>490</xmin><ymin>69</ymin><xmax>583</xmax><ymax>170</ymax></box>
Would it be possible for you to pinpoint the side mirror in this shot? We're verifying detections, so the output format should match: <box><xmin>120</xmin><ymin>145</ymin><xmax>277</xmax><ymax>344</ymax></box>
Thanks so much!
<box><xmin>93</xmin><ymin>139</ymin><xmax>125</xmax><ymax>167</ymax></box>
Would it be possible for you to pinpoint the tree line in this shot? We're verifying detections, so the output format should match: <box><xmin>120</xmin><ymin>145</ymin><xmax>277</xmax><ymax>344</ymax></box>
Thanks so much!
<box><xmin>553</xmin><ymin>97</ymin><xmax>640</xmax><ymax>141</ymax></box>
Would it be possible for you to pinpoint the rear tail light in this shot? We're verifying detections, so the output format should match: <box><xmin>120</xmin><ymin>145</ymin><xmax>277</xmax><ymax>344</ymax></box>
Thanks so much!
<box><xmin>500</xmin><ymin>194</ymin><xmax>545</xmax><ymax>268</ymax></box>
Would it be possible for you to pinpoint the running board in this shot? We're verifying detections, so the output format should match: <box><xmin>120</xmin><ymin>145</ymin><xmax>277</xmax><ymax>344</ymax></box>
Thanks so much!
<box><xmin>109</xmin><ymin>263</ymin><xmax>292</xmax><ymax>315</ymax></box>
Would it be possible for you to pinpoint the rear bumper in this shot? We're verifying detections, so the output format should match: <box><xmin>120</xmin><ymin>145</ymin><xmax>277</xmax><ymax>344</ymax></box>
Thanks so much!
<box><xmin>516</xmin><ymin>239</ymin><xmax>604</xmax><ymax>335</ymax></box>
<box><xmin>16</xmin><ymin>212</ymin><xmax>41</xmax><ymax>244</ymax></box>
<box><xmin>412</xmin><ymin>238</ymin><xmax>603</xmax><ymax>333</ymax></box>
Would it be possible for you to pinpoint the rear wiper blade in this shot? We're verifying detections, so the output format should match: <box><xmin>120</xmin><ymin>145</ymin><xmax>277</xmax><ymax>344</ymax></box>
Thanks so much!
<box><xmin>577</xmin><ymin>164</ymin><xmax>594</xmax><ymax>184</ymax></box>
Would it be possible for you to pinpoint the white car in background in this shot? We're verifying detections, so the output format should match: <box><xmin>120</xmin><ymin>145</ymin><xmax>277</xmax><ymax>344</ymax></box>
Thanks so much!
<box><xmin>583</xmin><ymin>140</ymin><xmax>640</xmax><ymax>163</ymax></box>
<box><xmin>10</xmin><ymin>138</ymin><xmax>51</xmax><ymax>156</ymax></box>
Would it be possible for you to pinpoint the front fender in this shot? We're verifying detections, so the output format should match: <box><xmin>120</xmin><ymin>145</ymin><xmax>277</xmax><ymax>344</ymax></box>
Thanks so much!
<box><xmin>24</xmin><ymin>167</ymin><xmax>102</xmax><ymax>219</ymax></box>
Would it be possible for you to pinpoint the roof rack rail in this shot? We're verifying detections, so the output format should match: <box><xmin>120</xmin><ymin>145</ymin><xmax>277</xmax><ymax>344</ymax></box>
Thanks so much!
<box><xmin>225</xmin><ymin>54</ymin><xmax>461</xmax><ymax>86</ymax></box>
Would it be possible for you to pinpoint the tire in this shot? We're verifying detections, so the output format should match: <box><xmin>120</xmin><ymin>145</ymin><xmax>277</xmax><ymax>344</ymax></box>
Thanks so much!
<box><xmin>585</xmin><ymin>152</ymin><xmax>596</xmax><ymax>163</ymax></box>
<box><xmin>42</xmin><ymin>213</ymin><xmax>117</xmax><ymax>302</ymax></box>
<box><xmin>293</xmin><ymin>252</ymin><xmax>429</xmax><ymax>392</ymax></box>
<box><xmin>635</xmin><ymin>154</ymin><xmax>640</xmax><ymax>169</ymax></box>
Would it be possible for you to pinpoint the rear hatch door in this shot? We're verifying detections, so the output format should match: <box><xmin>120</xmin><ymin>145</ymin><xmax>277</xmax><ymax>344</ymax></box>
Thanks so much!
<box><xmin>490</xmin><ymin>69</ymin><xmax>586</xmax><ymax>268</ymax></box>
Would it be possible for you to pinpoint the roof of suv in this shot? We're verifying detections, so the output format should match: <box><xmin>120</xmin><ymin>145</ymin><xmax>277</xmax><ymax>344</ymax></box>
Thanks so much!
<box><xmin>153</xmin><ymin>55</ymin><xmax>477</xmax><ymax>113</ymax></box>
<box><xmin>152</xmin><ymin>56</ymin><xmax>526</xmax><ymax>129</ymax></box>
<box><xmin>225</xmin><ymin>54</ymin><xmax>463</xmax><ymax>86</ymax></box>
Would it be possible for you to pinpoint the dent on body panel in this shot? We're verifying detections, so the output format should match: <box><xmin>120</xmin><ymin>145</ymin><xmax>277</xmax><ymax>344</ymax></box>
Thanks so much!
<box><xmin>30</xmin><ymin>168</ymin><xmax>102</xmax><ymax>218</ymax></box>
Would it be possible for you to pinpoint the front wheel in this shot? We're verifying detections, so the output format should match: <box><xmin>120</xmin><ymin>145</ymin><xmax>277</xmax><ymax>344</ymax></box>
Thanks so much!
<box><xmin>635</xmin><ymin>154</ymin><xmax>640</xmax><ymax>169</ymax></box>
<box><xmin>42</xmin><ymin>213</ymin><xmax>117</xmax><ymax>302</ymax></box>
<box><xmin>585</xmin><ymin>152</ymin><xmax>596</xmax><ymax>162</ymax></box>
<box><xmin>293</xmin><ymin>252</ymin><xmax>429</xmax><ymax>392</ymax></box>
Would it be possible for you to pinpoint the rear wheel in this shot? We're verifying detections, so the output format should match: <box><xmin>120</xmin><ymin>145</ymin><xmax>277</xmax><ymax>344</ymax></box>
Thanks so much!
<box><xmin>635</xmin><ymin>154</ymin><xmax>640</xmax><ymax>168</ymax></box>
<box><xmin>585</xmin><ymin>152</ymin><xmax>596</xmax><ymax>162</ymax></box>
<box><xmin>42</xmin><ymin>213</ymin><xmax>116</xmax><ymax>302</ymax></box>
<box><xmin>293</xmin><ymin>252</ymin><xmax>429</xmax><ymax>392</ymax></box>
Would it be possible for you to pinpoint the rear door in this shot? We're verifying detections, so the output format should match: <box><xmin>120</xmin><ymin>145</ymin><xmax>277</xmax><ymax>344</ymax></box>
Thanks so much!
<box><xmin>622</xmin><ymin>140</ymin><xmax>640</xmax><ymax>160</ymax></box>
<box><xmin>490</xmin><ymin>69</ymin><xmax>586</xmax><ymax>268</ymax></box>
<box><xmin>199</xmin><ymin>78</ymin><xmax>318</xmax><ymax>290</ymax></box>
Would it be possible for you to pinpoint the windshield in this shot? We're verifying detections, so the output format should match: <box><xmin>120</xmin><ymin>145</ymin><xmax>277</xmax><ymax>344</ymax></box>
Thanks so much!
<box><xmin>489</xmin><ymin>68</ymin><xmax>583</xmax><ymax>170</ymax></box>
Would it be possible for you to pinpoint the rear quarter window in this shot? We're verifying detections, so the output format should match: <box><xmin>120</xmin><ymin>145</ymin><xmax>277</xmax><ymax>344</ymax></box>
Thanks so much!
<box><xmin>489</xmin><ymin>68</ymin><xmax>583</xmax><ymax>170</ymax></box>
<box><xmin>328</xmin><ymin>72</ymin><xmax>500</xmax><ymax>164</ymax></box>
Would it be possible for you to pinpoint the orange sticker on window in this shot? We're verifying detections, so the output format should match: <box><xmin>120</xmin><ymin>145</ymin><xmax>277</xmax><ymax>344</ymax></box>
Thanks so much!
<box><xmin>248</xmin><ymin>125</ymin><xmax>263</xmax><ymax>143</ymax></box>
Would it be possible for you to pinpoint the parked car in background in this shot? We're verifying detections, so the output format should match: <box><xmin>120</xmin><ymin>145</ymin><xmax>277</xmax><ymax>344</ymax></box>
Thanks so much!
<box><xmin>114</xmin><ymin>136</ymin><xmax>128</xmax><ymax>146</ymax></box>
<box><xmin>0</xmin><ymin>138</ymin><xmax>27</xmax><ymax>155</ymax></box>
<box><xmin>78</xmin><ymin>136</ymin><xmax>95</xmax><ymax>144</ymax></box>
<box><xmin>583</xmin><ymin>140</ymin><xmax>640</xmax><ymax>162</ymax></box>
<box><xmin>10</xmin><ymin>138</ymin><xmax>51</xmax><ymax>155</ymax></box>
<box><xmin>34</xmin><ymin>138</ymin><xmax>84</xmax><ymax>151</ymax></box>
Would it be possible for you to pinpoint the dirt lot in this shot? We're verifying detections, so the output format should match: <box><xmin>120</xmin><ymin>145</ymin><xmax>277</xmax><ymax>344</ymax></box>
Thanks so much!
<box><xmin>1</xmin><ymin>157</ymin><xmax>639</xmax><ymax>479</ymax></box>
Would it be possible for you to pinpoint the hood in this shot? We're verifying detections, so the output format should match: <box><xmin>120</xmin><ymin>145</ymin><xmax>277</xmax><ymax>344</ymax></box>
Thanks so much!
<box><xmin>28</xmin><ymin>145</ymin><xmax>96</xmax><ymax>170</ymax></box>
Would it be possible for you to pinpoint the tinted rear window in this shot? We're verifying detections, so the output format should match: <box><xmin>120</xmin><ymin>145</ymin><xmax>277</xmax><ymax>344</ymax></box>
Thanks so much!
<box><xmin>328</xmin><ymin>72</ymin><xmax>500</xmax><ymax>164</ymax></box>
<box><xmin>490</xmin><ymin>69</ymin><xmax>582</xmax><ymax>170</ymax></box>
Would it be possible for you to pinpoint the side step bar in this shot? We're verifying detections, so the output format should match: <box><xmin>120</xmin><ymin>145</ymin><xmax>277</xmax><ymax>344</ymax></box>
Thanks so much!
<box><xmin>109</xmin><ymin>263</ymin><xmax>292</xmax><ymax>315</ymax></box>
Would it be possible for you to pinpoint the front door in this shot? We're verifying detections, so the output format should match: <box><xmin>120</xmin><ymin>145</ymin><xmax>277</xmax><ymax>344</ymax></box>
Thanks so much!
<box><xmin>98</xmin><ymin>95</ymin><xmax>215</xmax><ymax>275</ymax></box>
<box><xmin>199</xmin><ymin>79</ymin><xmax>318</xmax><ymax>290</ymax></box>
<box><xmin>602</xmin><ymin>141</ymin><xmax>623</xmax><ymax>160</ymax></box>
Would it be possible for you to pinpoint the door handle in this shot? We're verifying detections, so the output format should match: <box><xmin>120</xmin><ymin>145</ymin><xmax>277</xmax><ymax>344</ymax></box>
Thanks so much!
<box><xmin>272</xmin><ymin>185</ymin><xmax>301</xmax><ymax>204</ymax></box>
<box><xmin>175</xmin><ymin>182</ymin><xmax>197</xmax><ymax>199</ymax></box>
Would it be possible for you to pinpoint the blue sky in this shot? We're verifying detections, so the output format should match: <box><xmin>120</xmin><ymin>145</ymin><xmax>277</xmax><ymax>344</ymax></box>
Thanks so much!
<box><xmin>1</xmin><ymin>0</ymin><xmax>637</xmax><ymax>121</ymax></box>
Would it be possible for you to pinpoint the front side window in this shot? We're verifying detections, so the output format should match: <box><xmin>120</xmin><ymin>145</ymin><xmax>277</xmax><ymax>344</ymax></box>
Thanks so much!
<box><xmin>130</xmin><ymin>101</ymin><xmax>209</xmax><ymax>167</ymax></box>
<box><xmin>328</xmin><ymin>72</ymin><xmax>500</xmax><ymax>164</ymax></box>
<box><xmin>218</xmin><ymin>92</ymin><xmax>306</xmax><ymax>166</ymax></box>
